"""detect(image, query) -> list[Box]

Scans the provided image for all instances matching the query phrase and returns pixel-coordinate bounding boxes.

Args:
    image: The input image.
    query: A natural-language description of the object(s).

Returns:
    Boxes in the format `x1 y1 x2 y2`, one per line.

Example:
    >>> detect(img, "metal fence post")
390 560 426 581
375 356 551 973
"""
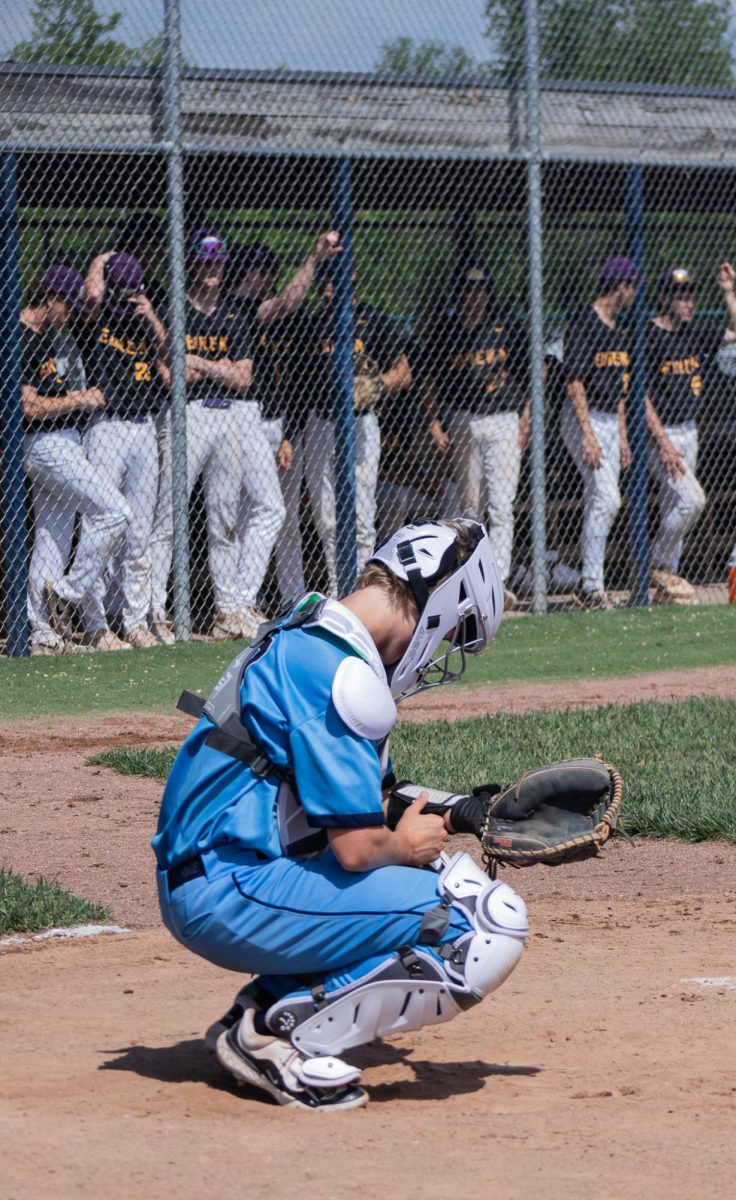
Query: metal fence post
0 153 29 658
163 0 191 639
331 157 357 597
523 0 547 614
625 167 650 607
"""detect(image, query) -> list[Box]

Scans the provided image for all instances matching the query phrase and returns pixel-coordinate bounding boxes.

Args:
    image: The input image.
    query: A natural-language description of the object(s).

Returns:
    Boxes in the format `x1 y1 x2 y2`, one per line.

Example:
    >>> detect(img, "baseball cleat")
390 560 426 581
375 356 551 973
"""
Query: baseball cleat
649 569 697 605
215 1003 367 1111
125 625 160 649
211 611 245 641
30 633 66 657
83 629 133 652
205 986 253 1052
150 619 176 646
237 605 268 640
503 587 518 612
573 587 614 611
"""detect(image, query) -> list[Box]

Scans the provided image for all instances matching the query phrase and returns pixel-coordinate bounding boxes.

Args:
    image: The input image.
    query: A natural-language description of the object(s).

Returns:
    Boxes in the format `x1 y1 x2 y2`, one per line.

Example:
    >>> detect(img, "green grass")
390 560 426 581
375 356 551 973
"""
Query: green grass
0 869 112 936
90 696 736 844
2 605 734 720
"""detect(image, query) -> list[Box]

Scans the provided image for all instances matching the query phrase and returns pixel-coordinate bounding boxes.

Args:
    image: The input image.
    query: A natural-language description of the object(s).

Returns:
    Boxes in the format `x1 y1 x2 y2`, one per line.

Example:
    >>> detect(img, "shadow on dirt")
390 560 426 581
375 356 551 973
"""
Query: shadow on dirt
100 1037 541 1104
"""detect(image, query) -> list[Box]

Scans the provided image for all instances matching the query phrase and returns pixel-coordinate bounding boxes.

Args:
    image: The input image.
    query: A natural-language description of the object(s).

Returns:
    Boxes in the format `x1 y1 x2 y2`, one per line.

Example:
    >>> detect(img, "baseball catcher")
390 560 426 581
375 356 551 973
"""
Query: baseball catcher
154 518 623 1113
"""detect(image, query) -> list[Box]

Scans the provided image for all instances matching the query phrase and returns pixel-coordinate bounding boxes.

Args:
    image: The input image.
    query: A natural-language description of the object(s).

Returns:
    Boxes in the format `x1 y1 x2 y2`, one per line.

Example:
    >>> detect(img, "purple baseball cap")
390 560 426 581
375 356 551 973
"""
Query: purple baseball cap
41 264 86 311
104 252 145 317
659 265 698 295
189 227 229 261
599 256 641 289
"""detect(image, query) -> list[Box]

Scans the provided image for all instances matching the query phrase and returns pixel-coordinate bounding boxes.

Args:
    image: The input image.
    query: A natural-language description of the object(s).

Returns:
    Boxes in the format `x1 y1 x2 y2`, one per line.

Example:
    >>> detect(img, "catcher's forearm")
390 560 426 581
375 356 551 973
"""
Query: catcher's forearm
386 781 488 837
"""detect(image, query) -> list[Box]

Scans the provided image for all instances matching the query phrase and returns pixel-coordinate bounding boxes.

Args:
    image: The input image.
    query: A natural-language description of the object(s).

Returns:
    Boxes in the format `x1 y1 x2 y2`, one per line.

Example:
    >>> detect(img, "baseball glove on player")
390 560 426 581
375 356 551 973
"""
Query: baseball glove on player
387 758 624 873
353 353 383 411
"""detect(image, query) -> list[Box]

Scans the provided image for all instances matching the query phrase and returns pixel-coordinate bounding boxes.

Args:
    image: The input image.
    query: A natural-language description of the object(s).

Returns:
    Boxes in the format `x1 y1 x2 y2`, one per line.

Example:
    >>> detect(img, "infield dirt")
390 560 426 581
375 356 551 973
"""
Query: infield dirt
2 666 735 1200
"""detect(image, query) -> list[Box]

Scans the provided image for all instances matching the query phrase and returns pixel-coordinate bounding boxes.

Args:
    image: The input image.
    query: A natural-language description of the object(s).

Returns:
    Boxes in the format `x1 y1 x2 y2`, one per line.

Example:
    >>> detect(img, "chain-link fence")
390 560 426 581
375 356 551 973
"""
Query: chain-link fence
2 0 736 657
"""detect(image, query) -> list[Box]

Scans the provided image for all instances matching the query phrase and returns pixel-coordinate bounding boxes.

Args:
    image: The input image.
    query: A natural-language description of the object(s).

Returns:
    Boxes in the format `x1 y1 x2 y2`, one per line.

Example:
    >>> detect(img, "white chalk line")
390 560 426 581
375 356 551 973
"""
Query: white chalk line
681 976 736 990
0 923 131 950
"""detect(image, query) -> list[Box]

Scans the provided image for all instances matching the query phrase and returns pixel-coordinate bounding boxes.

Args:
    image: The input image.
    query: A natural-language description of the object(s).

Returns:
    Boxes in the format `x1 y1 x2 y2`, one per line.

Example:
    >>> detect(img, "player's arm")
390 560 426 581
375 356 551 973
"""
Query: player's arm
158 361 202 387
644 394 685 477
328 794 447 871
84 250 117 319
21 384 106 421
618 393 631 470
717 261 736 343
420 373 450 452
566 376 603 468
257 230 342 325
183 353 252 391
380 352 412 395
127 294 171 364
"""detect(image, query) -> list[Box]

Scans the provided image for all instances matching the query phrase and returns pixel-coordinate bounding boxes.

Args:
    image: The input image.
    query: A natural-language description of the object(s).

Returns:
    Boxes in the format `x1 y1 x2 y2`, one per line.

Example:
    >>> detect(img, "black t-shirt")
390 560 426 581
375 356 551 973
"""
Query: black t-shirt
184 298 254 405
90 310 165 418
564 307 630 414
646 319 724 425
21 324 87 434
281 302 407 439
422 312 530 415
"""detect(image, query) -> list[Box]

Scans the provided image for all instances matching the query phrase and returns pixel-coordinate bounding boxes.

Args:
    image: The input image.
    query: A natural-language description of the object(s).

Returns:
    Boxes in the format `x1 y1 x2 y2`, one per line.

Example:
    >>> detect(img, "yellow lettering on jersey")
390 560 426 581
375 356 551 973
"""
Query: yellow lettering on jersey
99 327 110 346
218 337 229 354
354 337 365 354
134 361 152 382
594 350 630 368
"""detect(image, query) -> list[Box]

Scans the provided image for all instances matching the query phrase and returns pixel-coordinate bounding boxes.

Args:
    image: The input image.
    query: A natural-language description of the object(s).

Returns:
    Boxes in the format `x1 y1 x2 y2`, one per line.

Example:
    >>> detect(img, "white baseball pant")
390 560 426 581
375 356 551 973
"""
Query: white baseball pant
446 408 521 584
149 401 242 621
77 415 159 634
274 411 338 601
232 400 285 608
24 427 131 642
648 420 705 573
560 405 621 594
355 409 381 571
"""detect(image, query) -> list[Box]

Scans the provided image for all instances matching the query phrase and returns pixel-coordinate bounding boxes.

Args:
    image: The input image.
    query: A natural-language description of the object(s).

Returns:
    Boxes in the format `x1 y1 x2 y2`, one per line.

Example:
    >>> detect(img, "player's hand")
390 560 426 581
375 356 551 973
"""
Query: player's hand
395 792 448 866
314 230 343 263
717 261 735 294
581 431 604 469
128 293 155 321
657 437 686 478
430 419 450 453
79 387 106 412
620 437 632 470
277 439 293 469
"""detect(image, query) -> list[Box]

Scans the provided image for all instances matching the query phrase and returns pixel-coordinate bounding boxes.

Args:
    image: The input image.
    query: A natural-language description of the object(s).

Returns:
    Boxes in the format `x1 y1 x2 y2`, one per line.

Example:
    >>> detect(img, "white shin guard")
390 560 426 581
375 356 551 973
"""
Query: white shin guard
266 852 527 1058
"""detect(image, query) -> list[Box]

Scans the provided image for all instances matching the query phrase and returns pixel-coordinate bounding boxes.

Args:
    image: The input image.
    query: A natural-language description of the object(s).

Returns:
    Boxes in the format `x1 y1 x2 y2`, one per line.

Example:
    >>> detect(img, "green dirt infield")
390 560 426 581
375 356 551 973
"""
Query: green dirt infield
0 868 112 936
1 605 733 720
91 696 736 844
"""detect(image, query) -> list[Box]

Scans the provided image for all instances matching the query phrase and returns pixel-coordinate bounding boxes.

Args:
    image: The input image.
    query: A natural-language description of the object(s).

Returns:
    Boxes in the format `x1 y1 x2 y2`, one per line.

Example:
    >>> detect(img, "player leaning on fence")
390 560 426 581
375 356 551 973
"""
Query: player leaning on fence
643 262 736 605
560 255 636 611
20 266 117 655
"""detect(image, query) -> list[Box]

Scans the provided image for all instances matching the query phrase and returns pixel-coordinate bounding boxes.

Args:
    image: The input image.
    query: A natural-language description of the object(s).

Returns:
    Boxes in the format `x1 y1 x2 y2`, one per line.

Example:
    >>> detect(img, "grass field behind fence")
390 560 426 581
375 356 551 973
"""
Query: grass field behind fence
2 605 733 720
90 697 736 844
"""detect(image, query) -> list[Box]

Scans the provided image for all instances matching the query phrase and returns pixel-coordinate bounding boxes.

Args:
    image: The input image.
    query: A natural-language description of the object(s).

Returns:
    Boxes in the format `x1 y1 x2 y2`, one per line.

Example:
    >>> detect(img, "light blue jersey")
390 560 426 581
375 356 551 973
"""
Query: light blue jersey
152 598 387 872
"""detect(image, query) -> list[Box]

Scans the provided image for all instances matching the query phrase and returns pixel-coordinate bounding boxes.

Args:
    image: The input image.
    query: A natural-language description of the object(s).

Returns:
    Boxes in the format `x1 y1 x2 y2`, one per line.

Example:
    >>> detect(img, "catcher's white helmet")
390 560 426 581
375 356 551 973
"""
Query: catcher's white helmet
368 519 503 699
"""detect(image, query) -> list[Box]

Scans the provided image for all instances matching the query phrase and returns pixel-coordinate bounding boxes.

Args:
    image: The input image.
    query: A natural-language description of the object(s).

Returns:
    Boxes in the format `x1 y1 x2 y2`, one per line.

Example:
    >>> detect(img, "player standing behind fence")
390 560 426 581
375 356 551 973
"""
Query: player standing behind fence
322 268 412 571
643 262 736 604
225 232 342 624
560 256 636 610
149 228 254 643
77 250 169 648
20 266 119 654
420 265 532 611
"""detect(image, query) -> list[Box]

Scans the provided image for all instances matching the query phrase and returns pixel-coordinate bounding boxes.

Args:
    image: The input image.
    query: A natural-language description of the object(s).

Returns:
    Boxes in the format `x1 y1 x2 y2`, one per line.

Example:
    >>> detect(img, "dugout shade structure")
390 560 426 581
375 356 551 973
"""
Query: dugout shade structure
2 45 736 654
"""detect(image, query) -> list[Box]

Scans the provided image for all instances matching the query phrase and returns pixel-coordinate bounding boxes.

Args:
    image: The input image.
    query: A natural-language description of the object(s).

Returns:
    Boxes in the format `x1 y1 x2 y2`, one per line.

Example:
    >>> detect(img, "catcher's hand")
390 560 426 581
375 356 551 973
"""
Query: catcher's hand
387 758 624 873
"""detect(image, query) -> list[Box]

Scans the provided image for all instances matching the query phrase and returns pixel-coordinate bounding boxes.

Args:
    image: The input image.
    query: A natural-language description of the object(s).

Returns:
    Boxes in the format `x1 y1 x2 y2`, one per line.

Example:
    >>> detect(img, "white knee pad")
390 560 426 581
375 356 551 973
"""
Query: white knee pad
266 853 528 1058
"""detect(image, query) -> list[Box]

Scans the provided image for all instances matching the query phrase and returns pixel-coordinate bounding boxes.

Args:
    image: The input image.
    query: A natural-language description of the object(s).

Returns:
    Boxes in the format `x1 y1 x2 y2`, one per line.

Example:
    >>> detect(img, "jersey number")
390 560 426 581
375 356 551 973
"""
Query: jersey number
134 361 152 382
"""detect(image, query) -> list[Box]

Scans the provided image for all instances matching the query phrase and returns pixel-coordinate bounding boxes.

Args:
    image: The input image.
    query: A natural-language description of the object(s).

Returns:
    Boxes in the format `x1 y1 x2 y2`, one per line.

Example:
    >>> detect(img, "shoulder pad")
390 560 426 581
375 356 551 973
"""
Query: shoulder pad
331 657 397 741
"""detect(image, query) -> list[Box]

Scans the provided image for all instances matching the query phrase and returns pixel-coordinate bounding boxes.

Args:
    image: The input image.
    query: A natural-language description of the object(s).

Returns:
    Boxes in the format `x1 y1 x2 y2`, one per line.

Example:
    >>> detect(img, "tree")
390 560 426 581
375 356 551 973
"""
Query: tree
484 0 735 87
374 36 489 81
9 0 165 69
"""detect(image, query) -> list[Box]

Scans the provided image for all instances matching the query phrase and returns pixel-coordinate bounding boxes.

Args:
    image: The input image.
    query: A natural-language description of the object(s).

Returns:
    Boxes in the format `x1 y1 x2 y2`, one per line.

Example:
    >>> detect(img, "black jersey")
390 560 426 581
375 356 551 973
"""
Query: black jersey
21 324 87 434
184 298 254 406
423 311 530 415
90 310 165 418
281 302 407 439
564 306 630 413
646 319 724 425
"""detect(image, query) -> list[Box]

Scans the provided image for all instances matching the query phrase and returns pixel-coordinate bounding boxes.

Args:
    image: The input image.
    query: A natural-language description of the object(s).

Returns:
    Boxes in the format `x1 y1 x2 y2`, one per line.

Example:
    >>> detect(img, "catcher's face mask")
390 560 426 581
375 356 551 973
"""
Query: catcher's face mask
369 519 503 700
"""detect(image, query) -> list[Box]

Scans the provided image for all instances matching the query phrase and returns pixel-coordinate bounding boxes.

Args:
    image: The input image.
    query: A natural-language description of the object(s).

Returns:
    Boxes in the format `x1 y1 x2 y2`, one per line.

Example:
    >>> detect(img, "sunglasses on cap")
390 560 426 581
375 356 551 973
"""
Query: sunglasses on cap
664 267 697 295
109 282 145 299
191 235 229 258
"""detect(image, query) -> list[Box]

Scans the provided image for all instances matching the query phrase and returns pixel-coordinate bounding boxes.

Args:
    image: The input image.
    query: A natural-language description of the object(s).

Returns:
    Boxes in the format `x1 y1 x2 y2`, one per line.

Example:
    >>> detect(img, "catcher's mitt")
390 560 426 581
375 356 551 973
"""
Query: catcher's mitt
386 757 624 873
353 353 383 411
479 758 623 872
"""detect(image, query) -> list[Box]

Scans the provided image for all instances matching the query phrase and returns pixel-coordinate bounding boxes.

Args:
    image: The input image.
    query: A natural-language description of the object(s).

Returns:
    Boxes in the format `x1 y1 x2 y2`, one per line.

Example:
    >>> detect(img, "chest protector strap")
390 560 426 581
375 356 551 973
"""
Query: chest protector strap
176 597 324 781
